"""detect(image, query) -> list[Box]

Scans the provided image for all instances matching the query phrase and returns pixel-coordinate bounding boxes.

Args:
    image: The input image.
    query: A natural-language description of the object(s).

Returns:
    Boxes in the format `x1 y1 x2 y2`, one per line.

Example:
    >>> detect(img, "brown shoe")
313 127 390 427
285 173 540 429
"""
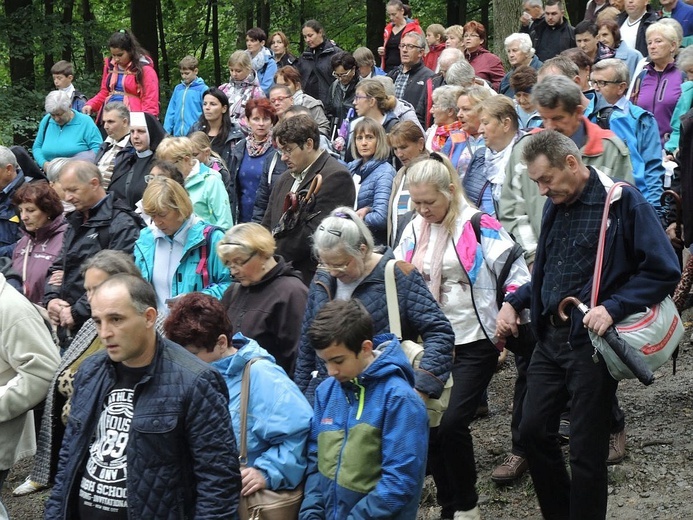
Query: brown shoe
607 429 626 465
491 454 528 483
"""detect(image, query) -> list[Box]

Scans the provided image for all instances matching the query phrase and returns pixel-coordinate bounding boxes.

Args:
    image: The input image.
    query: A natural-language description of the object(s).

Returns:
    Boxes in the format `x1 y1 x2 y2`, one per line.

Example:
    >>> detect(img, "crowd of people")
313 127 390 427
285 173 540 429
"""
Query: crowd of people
1 0 692 518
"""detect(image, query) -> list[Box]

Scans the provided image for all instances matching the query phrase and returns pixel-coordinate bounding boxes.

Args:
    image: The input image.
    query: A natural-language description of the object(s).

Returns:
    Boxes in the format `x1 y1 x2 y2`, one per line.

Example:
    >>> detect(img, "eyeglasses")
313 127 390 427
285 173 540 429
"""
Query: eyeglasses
464 33 480 39
399 43 423 50
353 95 371 102
317 259 352 273
591 79 622 87
332 70 354 78
225 251 256 270
270 95 291 104
278 145 299 156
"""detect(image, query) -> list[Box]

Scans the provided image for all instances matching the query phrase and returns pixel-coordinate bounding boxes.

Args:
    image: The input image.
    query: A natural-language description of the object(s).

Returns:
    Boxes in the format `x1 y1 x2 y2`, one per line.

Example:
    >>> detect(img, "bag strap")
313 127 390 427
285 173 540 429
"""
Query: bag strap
384 260 403 339
196 225 222 288
591 182 628 308
425 78 434 128
239 357 261 464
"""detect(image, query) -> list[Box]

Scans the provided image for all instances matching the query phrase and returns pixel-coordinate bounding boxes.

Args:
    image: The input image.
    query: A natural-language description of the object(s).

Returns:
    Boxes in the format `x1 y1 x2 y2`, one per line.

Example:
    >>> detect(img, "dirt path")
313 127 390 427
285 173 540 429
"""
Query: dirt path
4 313 693 519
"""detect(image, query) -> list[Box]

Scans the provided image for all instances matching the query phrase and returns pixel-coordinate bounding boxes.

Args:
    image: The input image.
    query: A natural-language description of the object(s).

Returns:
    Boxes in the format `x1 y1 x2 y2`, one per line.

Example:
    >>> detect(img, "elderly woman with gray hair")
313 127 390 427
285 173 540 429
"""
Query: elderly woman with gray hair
425 85 464 152
32 90 102 171
499 33 542 97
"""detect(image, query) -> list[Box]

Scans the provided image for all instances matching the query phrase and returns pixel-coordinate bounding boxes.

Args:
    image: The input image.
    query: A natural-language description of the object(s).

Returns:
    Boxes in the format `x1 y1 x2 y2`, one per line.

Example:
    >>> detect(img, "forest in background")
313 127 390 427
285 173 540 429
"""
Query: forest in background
1 0 592 148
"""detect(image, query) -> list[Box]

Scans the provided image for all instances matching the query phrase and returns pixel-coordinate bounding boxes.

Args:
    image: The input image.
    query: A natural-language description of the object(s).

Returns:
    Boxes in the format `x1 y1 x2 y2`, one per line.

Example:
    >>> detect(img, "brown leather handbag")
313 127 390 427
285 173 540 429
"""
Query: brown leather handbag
238 359 304 520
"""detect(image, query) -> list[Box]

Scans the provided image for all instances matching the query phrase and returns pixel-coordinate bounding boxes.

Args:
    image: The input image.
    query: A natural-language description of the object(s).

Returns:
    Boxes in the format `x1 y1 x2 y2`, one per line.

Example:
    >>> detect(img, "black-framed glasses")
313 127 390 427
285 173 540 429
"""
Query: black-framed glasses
399 43 423 50
225 251 256 270
591 79 622 87
332 70 354 78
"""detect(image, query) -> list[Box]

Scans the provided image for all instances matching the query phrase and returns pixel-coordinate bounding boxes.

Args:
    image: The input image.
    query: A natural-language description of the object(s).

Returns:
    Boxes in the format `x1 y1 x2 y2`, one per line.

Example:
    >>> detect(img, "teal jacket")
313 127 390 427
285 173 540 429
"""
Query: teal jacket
185 161 234 230
300 334 428 520
164 77 208 136
665 80 693 154
133 217 230 300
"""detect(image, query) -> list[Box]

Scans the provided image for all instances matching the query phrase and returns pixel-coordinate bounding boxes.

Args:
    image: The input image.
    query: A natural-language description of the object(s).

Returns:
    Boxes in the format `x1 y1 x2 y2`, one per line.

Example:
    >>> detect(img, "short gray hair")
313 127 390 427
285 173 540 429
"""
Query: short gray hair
372 75 396 96
402 31 426 50
505 33 534 58
80 249 141 277
539 56 579 79
446 60 476 86
533 75 582 113
0 146 18 170
58 160 103 185
438 48 464 69
103 102 130 122
524 0 542 7
592 58 630 84
44 158 71 183
45 90 71 114
312 206 374 259
677 45 693 72
522 130 582 170
432 85 465 112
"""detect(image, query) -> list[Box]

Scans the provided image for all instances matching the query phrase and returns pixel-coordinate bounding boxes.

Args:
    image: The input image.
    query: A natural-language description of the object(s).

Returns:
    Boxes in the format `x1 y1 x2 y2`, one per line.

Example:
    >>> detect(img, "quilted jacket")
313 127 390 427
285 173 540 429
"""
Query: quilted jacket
348 158 397 245
44 335 241 519
294 248 454 404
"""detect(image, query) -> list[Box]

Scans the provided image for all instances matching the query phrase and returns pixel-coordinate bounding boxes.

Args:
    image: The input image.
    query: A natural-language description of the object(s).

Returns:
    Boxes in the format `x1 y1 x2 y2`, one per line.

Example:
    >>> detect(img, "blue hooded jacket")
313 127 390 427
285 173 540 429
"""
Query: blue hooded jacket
164 76 208 136
300 333 428 520
213 334 312 491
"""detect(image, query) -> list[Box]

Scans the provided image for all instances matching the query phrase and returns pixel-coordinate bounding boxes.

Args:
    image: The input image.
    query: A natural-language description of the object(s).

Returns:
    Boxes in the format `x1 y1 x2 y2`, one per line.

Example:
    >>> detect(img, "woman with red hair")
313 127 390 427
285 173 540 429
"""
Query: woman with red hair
227 98 278 223
463 21 505 91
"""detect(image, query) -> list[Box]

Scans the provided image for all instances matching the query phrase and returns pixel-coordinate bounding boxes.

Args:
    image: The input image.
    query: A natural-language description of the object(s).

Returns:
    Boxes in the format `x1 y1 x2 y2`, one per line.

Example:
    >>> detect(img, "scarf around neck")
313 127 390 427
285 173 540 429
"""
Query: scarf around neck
246 131 273 157
433 121 463 152
410 219 450 303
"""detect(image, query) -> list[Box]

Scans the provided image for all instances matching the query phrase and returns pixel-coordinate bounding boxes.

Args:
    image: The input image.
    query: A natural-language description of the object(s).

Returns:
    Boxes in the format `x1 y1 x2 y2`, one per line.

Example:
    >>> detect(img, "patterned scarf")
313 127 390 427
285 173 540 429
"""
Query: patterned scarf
432 121 463 152
410 220 450 303
246 130 273 157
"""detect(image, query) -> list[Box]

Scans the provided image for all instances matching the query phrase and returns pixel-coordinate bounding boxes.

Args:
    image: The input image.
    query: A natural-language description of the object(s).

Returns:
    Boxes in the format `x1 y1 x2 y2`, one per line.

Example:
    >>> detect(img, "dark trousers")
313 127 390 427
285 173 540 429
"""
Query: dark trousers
429 339 498 516
520 326 618 520
510 353 530 457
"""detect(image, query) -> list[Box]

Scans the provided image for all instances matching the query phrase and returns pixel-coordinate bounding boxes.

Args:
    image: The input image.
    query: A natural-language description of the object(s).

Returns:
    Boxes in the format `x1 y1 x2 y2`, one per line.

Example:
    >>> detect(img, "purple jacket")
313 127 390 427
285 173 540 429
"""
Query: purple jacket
11 214 67 304
632 61 684 146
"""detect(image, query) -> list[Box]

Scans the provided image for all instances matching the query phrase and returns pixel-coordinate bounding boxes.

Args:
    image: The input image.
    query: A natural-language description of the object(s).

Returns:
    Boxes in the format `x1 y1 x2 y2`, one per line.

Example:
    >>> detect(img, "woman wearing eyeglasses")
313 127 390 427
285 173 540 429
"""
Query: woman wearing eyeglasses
462 21 505 92
378 0 423 73
293 206 455 406
217 223 308 376
326 51 360 140
134 177 230 314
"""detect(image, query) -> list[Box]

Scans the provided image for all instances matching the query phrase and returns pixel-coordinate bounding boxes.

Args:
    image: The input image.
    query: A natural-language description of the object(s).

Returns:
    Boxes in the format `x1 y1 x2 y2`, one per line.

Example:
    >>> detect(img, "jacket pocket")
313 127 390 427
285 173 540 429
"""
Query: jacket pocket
132 413 178 434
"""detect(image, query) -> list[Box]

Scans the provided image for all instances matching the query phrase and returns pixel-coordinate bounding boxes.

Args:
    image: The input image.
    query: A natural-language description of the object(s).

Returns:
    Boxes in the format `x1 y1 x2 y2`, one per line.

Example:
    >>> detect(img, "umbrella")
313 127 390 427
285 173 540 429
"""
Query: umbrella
558 296 655 386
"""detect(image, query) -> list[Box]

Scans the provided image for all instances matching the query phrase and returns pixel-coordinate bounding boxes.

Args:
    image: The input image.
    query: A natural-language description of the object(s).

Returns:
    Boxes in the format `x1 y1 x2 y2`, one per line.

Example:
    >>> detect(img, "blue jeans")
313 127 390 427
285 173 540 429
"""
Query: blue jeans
428 339 498 516
520 325 617 520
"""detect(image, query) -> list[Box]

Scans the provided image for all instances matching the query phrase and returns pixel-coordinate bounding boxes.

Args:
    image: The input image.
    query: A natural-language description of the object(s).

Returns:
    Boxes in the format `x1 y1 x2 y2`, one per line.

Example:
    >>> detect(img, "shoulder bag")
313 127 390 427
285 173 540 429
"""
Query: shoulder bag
589 182 684 381
385 259 453 428
238 358 304 520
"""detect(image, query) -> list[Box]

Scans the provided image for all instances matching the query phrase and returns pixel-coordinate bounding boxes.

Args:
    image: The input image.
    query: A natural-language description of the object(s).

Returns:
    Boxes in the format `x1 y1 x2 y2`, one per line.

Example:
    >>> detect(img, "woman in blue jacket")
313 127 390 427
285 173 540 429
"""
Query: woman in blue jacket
133 177 229 314
164 292 312 496
348 117 396 245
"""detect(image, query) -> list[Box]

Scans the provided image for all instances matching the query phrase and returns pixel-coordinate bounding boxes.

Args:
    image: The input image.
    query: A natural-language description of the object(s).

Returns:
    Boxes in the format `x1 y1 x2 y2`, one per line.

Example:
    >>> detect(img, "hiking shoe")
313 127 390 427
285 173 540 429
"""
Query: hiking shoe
491 454 529 484
12 478 47 496
558 418 570 444
454 506 481 520
607 428 626 465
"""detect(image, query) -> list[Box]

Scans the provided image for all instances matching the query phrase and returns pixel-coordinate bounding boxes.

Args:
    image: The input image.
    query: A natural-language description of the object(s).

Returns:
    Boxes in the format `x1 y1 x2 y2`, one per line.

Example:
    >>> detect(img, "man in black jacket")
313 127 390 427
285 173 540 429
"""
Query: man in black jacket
531 0 576 62
44 160 143 348
388 32 435 126
45 274 240 519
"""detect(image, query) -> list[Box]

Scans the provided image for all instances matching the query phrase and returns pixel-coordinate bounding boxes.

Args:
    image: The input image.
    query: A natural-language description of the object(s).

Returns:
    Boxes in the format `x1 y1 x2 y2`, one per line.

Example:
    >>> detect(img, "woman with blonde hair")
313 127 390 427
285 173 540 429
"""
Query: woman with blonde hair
134 177 229 313
395 154 530 520
444 86 492 177
445 25 465 50
219 50 265 127
156 136 233 229
217 223 307 375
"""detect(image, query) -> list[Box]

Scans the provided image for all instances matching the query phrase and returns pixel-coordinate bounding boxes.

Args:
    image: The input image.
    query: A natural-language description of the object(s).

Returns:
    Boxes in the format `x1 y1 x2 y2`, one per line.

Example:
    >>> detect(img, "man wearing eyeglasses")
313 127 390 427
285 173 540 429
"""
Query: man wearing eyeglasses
590 58 665 217
387 32 434 126
261 114 355 285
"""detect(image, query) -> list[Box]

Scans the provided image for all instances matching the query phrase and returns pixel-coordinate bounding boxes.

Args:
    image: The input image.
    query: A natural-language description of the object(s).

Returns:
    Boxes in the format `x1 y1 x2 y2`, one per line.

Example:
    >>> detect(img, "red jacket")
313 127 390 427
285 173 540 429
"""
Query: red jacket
381 19 423 70
87 56 160 119
465 47 506 92
423 42 446 72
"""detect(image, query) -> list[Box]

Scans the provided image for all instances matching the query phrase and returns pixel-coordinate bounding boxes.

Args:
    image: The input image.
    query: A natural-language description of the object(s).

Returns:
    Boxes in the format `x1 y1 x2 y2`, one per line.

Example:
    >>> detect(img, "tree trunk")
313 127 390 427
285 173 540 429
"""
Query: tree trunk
492 0 521 62
366 0 385 58
44 0 54 81
5 0 35 90
200 0 212 62
131 0 159 69
258 0 270 33
61 0 74 61
156 0 169 85
481 0 490 34
212 0 221 85
81 0 99 74
447 0 467 26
